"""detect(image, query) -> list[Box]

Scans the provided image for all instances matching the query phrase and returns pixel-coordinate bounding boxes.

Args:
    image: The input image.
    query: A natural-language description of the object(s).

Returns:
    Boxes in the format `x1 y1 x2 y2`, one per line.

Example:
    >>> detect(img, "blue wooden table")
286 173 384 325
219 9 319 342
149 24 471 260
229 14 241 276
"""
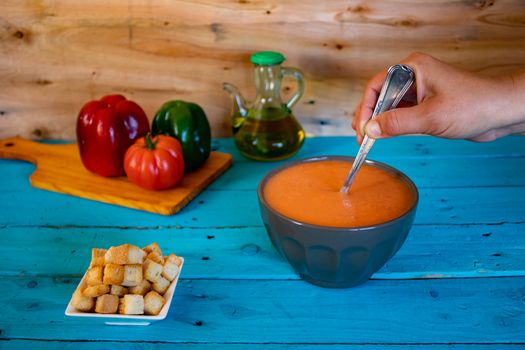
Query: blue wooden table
1 136 524 349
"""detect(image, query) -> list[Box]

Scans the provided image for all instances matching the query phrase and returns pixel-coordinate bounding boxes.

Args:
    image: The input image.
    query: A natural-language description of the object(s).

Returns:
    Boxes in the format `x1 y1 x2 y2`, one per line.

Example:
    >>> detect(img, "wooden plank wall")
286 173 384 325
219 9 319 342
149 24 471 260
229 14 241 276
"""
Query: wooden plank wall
1 0 525 140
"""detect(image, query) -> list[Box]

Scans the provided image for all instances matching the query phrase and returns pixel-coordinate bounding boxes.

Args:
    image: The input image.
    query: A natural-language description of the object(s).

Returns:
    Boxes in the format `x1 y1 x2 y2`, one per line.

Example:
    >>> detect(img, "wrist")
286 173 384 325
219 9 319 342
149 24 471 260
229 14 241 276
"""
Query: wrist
493 71 525 127
509 71 525 124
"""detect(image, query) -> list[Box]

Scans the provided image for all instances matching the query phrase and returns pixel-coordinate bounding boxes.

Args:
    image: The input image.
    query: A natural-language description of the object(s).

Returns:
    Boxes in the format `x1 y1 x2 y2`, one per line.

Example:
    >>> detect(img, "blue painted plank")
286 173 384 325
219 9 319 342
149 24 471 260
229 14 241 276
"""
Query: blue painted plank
1 276 524 344
206 157 525 191
2 341 524 349
223 136 525 161
0 158 525 192
2 136 525 192
0 224 523 280
0 186 524 227
2 156 525 195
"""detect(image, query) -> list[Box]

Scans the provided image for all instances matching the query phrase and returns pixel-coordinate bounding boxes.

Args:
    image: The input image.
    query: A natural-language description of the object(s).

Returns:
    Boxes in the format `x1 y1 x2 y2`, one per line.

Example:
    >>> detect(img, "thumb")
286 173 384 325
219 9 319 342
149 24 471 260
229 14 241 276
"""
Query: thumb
365 105 428 138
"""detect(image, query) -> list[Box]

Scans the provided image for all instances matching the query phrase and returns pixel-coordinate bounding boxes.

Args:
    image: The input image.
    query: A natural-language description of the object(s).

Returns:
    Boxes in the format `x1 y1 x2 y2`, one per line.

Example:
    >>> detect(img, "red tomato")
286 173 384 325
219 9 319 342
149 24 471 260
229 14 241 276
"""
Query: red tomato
124 133 185 190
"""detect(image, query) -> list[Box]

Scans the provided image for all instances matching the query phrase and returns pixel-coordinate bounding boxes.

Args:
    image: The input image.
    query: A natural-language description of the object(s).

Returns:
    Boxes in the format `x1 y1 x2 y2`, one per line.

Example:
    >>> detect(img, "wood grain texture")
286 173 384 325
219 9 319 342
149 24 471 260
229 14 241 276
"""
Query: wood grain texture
1 1 525 139
1 276 525 343
0 137 232 215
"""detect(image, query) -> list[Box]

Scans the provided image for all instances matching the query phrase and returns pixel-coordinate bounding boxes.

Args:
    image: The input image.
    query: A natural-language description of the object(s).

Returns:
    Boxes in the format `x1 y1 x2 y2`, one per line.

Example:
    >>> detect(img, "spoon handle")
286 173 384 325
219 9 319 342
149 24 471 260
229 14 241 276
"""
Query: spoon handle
340 64 415 193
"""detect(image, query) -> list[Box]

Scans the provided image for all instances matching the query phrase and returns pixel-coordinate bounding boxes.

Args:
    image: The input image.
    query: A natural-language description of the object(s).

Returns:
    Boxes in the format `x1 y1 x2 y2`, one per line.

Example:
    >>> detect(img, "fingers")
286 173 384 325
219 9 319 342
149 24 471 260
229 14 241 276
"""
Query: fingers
354 52 440 143
365 104 429 139
353 70 388 144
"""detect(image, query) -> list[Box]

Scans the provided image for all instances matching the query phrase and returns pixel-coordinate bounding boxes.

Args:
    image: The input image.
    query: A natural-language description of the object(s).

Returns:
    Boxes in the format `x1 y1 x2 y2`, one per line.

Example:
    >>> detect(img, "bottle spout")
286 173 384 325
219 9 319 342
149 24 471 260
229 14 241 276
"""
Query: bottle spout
223 82 250 134
223 82 249 118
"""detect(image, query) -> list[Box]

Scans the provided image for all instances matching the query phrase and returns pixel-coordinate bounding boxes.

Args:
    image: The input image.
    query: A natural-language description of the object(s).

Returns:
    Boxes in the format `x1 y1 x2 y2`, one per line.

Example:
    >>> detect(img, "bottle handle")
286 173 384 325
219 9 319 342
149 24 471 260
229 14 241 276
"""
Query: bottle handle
281 67 305 109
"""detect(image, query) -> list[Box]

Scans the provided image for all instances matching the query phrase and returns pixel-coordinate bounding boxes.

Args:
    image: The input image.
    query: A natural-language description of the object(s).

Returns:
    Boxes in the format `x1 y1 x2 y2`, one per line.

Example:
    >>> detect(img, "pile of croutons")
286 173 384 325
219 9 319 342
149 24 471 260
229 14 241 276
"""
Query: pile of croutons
71 243 182 316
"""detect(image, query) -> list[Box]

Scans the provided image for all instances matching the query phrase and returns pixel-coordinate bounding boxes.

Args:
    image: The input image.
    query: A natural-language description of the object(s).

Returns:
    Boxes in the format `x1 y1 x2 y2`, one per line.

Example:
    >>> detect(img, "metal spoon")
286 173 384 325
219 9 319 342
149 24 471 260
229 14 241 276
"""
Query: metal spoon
340 64 415 193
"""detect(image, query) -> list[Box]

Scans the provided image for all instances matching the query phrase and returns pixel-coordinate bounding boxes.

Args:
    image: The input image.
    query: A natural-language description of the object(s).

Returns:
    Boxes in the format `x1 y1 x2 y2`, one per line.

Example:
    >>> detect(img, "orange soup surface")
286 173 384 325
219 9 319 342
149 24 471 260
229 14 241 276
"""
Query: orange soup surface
264 160 416 228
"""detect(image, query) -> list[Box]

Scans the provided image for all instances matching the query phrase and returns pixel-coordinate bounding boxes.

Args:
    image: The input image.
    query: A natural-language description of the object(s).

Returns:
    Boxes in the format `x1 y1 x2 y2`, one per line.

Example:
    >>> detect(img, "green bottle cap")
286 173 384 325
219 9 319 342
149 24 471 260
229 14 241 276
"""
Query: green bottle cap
250 51 285 66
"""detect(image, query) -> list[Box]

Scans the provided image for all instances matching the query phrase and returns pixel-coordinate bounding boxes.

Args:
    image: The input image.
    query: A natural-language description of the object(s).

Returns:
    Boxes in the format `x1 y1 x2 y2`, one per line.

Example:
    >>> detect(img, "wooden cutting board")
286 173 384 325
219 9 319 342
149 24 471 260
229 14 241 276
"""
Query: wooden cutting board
0 137 232 215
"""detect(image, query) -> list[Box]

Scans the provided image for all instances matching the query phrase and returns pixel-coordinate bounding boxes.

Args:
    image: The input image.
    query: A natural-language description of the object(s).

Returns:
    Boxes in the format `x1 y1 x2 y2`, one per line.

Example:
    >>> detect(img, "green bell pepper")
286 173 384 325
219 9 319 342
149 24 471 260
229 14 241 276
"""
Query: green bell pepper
152 100 211 171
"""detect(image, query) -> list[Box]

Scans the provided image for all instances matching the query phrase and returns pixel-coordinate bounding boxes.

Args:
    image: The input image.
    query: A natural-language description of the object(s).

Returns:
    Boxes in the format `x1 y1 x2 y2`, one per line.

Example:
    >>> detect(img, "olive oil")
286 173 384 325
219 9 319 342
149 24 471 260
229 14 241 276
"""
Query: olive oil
223 51 306 161
234 106 305 161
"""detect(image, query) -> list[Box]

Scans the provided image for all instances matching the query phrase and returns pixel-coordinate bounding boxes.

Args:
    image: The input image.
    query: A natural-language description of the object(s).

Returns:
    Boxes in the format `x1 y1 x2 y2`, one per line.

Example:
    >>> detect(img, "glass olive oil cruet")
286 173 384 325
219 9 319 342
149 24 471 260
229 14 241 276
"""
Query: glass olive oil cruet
224 51 306 161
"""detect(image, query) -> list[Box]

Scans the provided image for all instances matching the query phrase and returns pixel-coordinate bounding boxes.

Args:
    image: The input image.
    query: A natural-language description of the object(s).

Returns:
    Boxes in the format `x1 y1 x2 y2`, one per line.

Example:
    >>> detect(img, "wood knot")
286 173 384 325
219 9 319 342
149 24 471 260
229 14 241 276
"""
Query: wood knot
473 0 495 9
27 302 39 310
210 23 226 41
32 128 49 138
266 10 271 14
210 23 220 33
241 244 260 256
13 30 24 39
36 79 52 86
348 5 369 13
396 17 419 27
335 5 370 22
336 43 344 50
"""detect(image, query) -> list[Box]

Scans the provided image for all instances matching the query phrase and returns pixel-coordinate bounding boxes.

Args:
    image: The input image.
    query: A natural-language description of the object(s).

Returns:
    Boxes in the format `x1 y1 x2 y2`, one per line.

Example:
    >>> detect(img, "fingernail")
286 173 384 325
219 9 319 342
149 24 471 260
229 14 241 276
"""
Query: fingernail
365 121 382 138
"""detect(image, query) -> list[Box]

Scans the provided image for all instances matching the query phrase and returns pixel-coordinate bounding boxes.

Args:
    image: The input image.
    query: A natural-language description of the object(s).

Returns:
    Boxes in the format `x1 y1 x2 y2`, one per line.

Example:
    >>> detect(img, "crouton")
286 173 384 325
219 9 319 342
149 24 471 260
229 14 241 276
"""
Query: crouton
122 264 143 287
86 266 104 286
103 264 124 285
105 244 146 265
71 289 94 312
146 251 164 265
143 242 162 256
95 294 119 314
162 261 180 282
143 259 163 283
152 276 170 295
90 248 107 267
110 285 128 297
119 294 144 315
129 278 151 296
165 253 182 267
83 284 110 297
144 291 166 316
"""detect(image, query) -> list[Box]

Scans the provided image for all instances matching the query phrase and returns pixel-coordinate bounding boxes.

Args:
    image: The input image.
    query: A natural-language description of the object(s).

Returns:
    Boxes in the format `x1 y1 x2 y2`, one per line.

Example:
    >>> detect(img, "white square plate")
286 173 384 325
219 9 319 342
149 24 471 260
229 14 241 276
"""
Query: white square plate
65 257 184 326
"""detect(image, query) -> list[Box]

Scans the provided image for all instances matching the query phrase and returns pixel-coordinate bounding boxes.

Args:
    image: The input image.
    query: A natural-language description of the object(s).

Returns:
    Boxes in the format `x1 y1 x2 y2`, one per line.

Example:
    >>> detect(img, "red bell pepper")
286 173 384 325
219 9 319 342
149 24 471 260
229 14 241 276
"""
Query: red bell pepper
77 94 150 177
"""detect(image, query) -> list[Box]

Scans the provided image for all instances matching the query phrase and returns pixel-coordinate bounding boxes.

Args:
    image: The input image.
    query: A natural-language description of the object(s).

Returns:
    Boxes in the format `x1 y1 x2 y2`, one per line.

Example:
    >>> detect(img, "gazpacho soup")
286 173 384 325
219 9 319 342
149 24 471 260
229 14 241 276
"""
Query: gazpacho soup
264 160 416 228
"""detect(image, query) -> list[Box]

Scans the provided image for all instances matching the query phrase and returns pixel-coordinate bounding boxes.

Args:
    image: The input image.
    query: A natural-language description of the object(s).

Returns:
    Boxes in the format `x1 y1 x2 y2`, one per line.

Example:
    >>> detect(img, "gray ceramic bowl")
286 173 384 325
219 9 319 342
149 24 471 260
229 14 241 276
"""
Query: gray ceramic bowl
258 156 418 288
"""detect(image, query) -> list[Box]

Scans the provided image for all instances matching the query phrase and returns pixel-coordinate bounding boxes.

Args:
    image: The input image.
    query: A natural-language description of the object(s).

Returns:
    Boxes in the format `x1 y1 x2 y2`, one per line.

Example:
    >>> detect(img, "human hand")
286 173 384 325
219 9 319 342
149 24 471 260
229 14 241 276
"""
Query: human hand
353 52 525 144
